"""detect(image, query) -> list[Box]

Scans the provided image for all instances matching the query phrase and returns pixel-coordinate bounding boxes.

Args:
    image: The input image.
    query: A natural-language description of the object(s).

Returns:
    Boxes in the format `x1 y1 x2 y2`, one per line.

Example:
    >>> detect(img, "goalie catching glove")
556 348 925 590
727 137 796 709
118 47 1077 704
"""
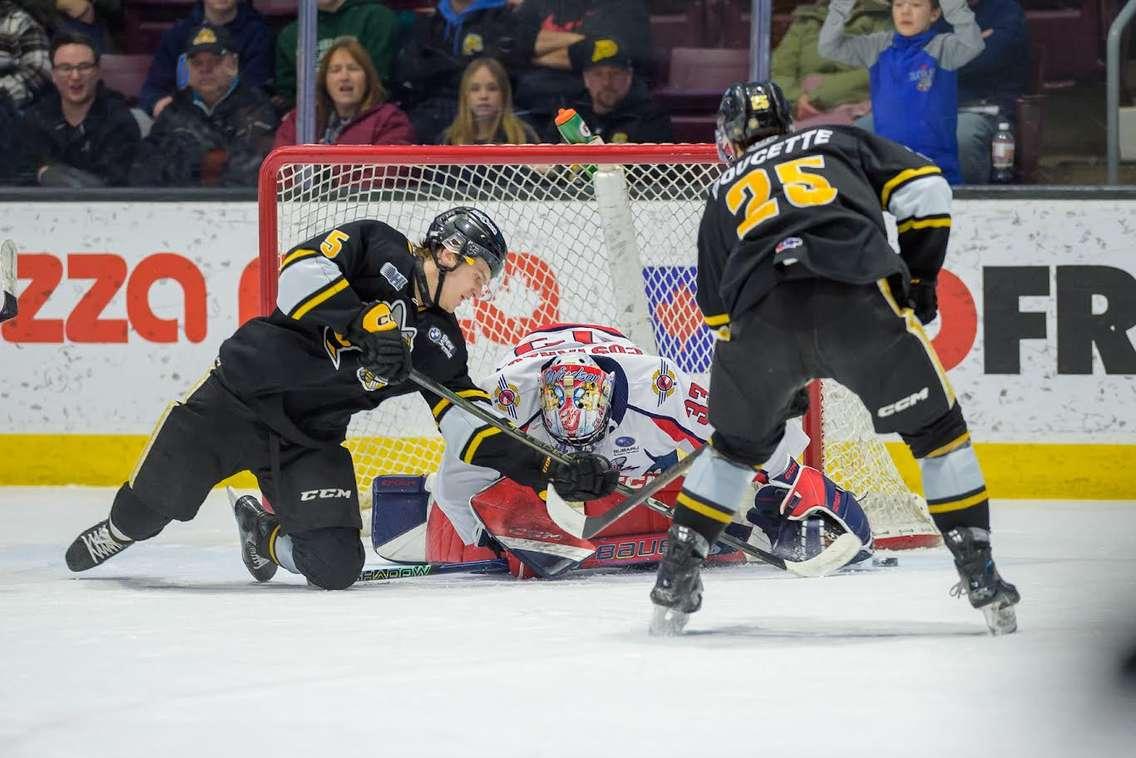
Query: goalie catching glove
542 452 619 502
346 302 412 386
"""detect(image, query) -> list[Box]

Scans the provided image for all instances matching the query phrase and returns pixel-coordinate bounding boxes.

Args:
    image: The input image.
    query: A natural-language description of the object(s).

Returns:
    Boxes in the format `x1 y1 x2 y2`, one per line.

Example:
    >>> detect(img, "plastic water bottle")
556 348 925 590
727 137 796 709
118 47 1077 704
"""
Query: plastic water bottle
991 121 1015 183
554 108 604 177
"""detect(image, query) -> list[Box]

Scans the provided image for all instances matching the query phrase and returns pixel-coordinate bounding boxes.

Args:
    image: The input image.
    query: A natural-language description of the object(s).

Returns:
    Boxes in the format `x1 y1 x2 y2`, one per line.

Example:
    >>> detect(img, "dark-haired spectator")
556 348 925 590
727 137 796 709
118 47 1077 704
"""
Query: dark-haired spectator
0 0 52 108
511 0 651 126
139 0 272 118
441 56 537 144
17 31 139 186
542 45 670 144
950 0 1029 183
52 0 115 54
393 0 533 147
274 0 401 107
130 24 276 186
772 0 891 126
275 36 413 146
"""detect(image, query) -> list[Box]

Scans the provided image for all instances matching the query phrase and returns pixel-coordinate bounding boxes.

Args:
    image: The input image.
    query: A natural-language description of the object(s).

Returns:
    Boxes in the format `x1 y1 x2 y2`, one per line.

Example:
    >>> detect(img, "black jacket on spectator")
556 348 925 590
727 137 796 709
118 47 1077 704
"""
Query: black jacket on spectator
393 4 534 142
542 91 672 145
0 91 17 184
512 0 651 122
129 83 277 187
138 1 273 116
941 0 1029 118
17 83 140 186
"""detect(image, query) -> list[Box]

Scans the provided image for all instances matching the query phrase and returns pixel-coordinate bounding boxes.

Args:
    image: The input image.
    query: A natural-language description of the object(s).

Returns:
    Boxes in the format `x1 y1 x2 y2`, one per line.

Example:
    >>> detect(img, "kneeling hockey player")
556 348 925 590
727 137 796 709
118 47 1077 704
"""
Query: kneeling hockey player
65 209 619 589
374 322 872 578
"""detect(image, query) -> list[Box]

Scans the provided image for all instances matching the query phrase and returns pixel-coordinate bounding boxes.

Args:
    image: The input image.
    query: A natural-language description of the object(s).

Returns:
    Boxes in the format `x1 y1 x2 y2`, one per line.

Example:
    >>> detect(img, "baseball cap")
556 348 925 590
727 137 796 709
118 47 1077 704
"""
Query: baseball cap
584 38 633 71
184 25 234 57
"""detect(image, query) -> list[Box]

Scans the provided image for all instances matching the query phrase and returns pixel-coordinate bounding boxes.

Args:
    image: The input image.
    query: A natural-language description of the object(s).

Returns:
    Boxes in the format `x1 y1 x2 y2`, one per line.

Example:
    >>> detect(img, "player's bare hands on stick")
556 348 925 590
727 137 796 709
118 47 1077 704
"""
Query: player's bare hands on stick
907 278 938 324
346 303 412 385
544 452 619 501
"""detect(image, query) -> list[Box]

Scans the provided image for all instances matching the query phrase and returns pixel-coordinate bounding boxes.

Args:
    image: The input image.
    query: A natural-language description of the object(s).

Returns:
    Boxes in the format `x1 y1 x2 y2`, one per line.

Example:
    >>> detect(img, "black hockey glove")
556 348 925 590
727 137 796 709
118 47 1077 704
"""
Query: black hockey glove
543 452 619 502
907 278 938 325
345 304 412 385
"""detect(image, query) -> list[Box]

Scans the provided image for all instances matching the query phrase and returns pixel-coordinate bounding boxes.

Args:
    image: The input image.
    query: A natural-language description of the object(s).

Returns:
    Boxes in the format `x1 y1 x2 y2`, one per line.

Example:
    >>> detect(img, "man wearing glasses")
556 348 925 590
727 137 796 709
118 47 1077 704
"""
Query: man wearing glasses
17 31 140 187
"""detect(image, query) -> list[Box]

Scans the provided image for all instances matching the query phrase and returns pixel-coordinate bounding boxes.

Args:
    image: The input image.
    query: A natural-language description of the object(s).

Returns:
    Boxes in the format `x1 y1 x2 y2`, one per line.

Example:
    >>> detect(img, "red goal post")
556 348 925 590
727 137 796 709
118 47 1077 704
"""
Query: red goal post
257 143 939 550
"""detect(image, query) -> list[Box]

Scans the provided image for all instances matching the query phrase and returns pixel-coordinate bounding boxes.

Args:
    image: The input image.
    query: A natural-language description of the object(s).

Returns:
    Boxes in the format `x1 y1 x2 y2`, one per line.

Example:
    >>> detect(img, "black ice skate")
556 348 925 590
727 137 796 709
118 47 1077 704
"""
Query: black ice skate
649 525 710 636
945 527 1020 635
229 488 279 582
66 520 133 572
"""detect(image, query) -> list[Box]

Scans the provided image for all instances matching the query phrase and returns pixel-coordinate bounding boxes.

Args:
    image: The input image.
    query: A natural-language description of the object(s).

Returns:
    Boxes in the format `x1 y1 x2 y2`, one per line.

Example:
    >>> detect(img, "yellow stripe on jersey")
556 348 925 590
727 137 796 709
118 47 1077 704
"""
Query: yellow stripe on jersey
896 216 952 234
461 425 503 464
675 491 734 524
703 313 730 327
880 166 942 208
927 489 988 514
431 389 493 421
926 432 972 459
876 278 956 407
279 248 318 271
289 277 348 321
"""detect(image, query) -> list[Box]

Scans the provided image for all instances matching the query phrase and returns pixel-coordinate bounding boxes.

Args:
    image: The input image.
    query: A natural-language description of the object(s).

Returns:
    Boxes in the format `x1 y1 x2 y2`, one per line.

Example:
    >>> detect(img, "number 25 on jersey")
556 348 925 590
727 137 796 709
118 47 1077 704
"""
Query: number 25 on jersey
725 156 838 239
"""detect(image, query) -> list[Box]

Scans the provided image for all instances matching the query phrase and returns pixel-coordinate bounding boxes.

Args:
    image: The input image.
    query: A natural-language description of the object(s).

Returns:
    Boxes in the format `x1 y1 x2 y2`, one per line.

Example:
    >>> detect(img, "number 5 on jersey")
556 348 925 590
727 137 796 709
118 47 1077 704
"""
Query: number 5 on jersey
725 156 838 239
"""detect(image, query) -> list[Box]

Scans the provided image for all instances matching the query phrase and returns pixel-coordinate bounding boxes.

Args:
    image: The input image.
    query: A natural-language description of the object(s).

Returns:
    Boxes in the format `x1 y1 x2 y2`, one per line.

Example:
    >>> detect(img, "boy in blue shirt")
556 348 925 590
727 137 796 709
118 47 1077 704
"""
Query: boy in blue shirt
819 0 983 183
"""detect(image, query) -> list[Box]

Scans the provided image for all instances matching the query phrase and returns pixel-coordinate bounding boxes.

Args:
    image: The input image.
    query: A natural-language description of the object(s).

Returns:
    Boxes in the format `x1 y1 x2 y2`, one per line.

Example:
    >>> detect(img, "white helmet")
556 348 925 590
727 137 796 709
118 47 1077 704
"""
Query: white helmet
539 355 615 448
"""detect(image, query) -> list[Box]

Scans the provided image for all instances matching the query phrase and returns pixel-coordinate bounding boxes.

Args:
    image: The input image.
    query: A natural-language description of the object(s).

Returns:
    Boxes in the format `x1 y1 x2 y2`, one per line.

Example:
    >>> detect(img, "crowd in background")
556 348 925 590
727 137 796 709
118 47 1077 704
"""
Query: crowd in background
0 0 1031 188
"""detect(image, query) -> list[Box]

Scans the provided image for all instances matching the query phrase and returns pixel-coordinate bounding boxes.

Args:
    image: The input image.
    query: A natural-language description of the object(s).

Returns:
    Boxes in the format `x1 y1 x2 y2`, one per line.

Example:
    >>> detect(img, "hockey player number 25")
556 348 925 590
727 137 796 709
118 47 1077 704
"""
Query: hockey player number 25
726 156 839 239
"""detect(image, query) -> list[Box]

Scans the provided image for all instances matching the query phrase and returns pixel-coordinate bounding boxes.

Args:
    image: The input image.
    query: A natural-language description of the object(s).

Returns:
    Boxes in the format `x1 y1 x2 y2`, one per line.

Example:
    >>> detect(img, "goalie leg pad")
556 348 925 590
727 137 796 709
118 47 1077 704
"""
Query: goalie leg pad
370 475 430 559
752 459 873 550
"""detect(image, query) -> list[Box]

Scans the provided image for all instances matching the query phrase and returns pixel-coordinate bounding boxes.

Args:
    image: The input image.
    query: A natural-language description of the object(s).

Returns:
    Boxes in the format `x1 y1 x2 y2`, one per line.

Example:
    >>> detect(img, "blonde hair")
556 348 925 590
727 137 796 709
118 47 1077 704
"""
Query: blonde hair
317 37 386 134
444 58 534 145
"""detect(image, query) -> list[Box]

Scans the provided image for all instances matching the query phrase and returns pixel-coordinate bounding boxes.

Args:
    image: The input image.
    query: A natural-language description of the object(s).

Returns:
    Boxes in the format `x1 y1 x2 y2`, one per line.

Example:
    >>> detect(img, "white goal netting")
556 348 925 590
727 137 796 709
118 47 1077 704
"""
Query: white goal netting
259 144 939 549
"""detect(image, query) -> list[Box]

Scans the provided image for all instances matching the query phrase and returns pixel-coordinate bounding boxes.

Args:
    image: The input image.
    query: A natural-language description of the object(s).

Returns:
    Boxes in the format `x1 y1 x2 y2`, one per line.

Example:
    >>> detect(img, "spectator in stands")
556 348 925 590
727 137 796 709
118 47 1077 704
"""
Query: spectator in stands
542 45 670 143
130 24 277 187
392 0 533 147
819 0 984 184
139 0 272 118
274 0 402 107
950 0 1029 183
51 0 116 54
0 0 52 108
275 36 413 146
0 91 17 184
441 56 536 144
17 31 139 186
511 0 651 126
772 0 891 126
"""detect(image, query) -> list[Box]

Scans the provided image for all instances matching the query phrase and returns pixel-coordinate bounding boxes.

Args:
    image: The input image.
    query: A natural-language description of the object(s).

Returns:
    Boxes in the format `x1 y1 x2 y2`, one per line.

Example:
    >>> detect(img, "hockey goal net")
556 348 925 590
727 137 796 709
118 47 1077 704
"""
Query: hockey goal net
258 144 939 550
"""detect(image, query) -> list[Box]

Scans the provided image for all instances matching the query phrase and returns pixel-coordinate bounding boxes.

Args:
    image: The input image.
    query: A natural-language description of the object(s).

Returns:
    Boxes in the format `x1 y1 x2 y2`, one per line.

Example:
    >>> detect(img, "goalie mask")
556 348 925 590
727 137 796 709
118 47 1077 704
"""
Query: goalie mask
715 80 793 165
539 355 615 448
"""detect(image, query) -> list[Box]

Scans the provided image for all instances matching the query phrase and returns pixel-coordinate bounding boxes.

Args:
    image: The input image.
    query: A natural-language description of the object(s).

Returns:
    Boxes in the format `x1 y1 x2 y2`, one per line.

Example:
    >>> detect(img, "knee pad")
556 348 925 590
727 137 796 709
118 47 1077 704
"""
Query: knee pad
109 484 173 541
900 403 969 459
290 527 365 590
710 426 784 469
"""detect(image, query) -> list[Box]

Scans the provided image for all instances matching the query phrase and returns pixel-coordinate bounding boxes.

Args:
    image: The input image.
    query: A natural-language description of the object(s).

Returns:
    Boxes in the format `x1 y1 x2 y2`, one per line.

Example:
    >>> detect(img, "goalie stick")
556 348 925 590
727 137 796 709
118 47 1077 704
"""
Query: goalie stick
408 370 860 577
357 559 509 583
1 239 16 324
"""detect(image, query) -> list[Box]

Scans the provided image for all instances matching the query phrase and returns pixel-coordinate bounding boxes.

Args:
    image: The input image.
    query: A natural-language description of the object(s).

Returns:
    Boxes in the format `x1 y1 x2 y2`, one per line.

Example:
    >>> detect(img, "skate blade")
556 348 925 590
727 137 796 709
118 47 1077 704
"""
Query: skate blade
983 601 1018 635
649 605 691 636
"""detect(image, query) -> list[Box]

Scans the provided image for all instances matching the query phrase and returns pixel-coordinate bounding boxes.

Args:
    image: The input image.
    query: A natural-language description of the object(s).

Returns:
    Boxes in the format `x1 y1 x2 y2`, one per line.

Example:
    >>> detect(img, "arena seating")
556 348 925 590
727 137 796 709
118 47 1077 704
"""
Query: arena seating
99 54 152 103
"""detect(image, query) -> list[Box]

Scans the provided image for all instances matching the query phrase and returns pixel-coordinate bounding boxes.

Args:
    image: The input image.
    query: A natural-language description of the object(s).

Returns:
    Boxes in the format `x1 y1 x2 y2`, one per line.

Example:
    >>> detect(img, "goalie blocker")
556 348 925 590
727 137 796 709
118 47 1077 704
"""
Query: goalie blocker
370 465 873 579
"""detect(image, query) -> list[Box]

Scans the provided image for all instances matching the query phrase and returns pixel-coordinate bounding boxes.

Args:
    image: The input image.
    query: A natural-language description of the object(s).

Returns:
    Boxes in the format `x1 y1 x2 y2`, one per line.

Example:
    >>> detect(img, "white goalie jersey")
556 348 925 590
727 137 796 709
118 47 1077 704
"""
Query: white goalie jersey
432 323 809 544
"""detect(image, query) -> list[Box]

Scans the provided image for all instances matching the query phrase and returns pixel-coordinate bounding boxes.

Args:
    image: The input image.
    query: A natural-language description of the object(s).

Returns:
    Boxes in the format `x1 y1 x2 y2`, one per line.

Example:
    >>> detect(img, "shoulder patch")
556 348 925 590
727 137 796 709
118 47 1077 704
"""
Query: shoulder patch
381 262 409 290
427 325 456 358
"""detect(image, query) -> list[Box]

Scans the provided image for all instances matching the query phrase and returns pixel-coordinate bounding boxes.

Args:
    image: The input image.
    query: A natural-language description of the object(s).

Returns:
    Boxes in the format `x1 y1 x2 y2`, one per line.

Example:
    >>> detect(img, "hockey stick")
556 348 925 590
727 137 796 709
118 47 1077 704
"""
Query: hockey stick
357 558 509 583
0 240 16 324
408 370 859 577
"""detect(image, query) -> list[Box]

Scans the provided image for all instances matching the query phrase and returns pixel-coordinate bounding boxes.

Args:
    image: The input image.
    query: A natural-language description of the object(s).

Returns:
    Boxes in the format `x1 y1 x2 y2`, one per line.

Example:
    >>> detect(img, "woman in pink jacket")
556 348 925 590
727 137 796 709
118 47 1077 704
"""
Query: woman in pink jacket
275 36 416 146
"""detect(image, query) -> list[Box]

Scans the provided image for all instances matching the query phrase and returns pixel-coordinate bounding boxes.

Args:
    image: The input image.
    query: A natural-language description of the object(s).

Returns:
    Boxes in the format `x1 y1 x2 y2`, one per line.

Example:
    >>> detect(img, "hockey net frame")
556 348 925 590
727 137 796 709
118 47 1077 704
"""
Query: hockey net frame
258 144 939 550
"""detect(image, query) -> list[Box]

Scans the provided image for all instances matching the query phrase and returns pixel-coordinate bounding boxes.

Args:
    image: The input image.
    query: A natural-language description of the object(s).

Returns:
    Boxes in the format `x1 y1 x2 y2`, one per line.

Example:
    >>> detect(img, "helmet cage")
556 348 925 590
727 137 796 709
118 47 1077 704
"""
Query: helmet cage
539 358 614 448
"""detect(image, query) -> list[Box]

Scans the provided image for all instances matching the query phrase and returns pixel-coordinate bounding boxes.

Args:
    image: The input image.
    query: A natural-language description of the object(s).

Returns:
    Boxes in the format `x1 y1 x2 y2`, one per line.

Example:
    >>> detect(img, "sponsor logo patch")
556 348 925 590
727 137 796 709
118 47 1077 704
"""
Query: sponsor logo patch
775 236 803 253
615 436 635 448
299 488 353 502
381 262 408 290
428 325 455 358
878 386 930 417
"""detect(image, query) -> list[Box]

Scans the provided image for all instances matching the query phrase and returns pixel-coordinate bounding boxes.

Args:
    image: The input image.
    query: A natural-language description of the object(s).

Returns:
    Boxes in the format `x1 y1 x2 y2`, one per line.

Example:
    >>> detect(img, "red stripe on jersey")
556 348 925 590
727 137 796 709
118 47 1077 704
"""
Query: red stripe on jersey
526 322 628 338
651 415 705 447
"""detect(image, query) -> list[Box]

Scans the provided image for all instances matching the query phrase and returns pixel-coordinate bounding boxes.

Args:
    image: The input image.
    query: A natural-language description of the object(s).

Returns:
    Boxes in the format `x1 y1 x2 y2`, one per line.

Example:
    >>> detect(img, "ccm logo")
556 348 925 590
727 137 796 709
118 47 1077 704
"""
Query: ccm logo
299 488 353 502
877 387 929 418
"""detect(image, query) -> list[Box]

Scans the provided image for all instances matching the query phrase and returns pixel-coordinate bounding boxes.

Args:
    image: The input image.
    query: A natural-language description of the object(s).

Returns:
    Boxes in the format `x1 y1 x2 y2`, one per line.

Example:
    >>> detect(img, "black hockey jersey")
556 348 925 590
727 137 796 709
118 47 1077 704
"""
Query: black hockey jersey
696 125 952 333
216 219 549 487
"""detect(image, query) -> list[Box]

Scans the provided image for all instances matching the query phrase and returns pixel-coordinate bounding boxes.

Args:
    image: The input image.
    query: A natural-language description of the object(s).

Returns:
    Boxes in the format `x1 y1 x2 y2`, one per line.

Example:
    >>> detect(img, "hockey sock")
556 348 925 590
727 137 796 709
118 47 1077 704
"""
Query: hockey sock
672 448 756 546
920 441 991 533
108 484 172 541
272 533 300 574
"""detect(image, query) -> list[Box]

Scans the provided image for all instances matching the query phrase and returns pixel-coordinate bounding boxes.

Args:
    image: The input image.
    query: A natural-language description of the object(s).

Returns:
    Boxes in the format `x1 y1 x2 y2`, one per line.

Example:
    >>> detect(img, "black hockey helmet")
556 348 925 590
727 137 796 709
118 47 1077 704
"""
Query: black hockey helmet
715 81 793 164
425 207 508 279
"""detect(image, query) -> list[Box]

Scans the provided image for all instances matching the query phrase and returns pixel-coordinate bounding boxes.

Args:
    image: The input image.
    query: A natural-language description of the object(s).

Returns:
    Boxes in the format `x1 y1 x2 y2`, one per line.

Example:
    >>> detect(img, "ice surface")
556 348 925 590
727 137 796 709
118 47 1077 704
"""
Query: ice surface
2 488 1134 758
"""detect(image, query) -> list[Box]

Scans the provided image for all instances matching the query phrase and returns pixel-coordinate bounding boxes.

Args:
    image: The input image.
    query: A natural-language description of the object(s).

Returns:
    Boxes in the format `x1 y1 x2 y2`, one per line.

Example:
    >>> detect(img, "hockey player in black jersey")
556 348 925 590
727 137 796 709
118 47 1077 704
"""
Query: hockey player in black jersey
65 208 618 589
650 81 1019 635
